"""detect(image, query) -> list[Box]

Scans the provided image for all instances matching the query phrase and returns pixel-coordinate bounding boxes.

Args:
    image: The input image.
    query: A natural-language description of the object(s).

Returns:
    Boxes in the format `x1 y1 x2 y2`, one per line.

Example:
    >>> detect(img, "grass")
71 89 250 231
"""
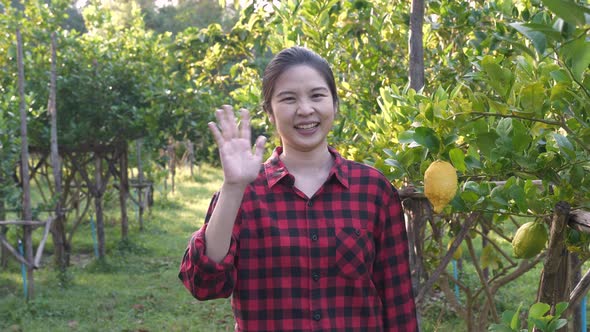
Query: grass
0 164 579 331
0 164 234 332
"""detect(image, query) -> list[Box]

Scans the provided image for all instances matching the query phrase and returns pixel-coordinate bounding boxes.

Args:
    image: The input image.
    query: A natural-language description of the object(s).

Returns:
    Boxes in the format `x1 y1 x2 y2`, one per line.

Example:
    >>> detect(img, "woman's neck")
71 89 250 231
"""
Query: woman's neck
279 145 333 174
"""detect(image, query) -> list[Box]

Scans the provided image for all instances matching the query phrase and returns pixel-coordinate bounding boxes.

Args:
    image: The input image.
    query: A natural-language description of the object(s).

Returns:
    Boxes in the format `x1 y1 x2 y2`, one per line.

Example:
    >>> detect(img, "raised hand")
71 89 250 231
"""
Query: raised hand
208 105 267 187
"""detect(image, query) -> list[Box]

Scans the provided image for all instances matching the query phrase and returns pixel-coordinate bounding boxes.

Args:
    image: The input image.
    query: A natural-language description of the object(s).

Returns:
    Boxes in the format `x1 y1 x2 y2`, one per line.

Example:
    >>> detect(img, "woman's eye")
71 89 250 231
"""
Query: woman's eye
312 94 326 99
280 97 295 103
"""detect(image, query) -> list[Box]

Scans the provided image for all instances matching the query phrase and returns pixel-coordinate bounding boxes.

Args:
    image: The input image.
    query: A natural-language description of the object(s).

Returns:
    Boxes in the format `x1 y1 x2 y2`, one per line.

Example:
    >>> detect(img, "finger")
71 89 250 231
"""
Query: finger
239 108 251 140
253 135 267 160
214 108 231 140
220 105 238 139
208 121 224 146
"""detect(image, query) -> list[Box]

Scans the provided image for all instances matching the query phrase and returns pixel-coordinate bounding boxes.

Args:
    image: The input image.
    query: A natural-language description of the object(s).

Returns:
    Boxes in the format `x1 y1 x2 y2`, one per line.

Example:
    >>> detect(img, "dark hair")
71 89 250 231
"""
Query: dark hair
262 46 338 115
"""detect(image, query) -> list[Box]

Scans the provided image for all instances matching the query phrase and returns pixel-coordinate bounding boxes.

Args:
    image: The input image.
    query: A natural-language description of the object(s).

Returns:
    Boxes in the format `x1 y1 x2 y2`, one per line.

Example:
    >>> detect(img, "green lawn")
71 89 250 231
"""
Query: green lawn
0 165 234 332
0 165 574 331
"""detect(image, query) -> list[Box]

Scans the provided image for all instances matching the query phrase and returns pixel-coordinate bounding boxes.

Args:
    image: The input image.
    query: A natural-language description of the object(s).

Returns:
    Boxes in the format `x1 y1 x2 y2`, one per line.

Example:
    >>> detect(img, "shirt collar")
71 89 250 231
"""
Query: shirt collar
264 146 350 189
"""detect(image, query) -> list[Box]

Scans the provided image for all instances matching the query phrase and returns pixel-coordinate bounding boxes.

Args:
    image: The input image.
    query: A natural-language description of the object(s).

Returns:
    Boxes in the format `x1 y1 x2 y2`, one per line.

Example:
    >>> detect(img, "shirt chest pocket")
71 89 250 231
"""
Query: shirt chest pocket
333 225 375 279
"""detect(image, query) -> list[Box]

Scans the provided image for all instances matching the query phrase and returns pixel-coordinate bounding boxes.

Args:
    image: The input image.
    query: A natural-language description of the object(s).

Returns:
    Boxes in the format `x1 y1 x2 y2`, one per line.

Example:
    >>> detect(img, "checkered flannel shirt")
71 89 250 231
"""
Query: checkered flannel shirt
179 146 418 331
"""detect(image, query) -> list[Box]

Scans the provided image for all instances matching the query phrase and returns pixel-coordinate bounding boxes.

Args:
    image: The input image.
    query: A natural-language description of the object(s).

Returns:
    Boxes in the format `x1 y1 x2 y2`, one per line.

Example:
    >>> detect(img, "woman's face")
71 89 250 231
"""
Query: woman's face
269 64 336 154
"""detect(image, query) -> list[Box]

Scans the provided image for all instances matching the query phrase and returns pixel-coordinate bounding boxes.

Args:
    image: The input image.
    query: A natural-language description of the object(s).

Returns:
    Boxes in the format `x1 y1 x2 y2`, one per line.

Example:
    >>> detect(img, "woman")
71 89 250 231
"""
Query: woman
179 46 418 331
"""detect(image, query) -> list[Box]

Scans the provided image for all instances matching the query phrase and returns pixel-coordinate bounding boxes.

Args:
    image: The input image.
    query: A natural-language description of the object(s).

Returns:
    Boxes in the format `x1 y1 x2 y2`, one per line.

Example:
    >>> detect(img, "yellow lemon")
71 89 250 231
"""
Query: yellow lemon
424 160 458 213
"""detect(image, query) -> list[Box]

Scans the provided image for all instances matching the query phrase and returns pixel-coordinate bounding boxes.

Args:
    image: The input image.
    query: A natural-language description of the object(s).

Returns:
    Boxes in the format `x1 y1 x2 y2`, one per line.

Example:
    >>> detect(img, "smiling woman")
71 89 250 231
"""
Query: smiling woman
179 46 418 331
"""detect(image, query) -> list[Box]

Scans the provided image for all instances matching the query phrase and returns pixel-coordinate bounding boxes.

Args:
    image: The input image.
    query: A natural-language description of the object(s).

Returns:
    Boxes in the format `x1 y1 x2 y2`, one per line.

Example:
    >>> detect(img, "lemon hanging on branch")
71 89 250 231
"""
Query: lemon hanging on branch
424 160 458 213
512 221 548 259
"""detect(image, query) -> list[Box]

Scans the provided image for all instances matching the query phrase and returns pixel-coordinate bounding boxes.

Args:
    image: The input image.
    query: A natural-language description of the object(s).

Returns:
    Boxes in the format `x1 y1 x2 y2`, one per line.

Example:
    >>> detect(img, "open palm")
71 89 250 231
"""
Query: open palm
208 105 266 186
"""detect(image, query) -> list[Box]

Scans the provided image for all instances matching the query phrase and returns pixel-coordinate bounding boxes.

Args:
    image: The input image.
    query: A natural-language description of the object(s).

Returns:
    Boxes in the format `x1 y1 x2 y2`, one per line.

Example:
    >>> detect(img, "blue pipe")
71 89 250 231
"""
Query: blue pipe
89 215 99 258
18 239 27 299
452 259 459 301
582 296 587 332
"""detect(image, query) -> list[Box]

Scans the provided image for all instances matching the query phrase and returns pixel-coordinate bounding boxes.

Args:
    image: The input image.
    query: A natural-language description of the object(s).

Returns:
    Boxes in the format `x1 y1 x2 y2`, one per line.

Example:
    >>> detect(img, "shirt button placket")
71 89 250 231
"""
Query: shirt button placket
307 198 322 325
312 271 320 281
313 311 321 321
310 232 318 241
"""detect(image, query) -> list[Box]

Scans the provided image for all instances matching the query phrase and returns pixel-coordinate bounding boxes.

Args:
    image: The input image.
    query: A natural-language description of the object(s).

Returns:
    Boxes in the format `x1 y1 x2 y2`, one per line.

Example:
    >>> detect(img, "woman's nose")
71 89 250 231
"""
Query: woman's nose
296 100 314 115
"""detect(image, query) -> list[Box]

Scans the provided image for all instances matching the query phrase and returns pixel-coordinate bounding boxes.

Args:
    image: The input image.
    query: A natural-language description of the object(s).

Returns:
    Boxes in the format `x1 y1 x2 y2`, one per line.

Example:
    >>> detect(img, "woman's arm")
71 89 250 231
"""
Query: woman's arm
204 105 266 262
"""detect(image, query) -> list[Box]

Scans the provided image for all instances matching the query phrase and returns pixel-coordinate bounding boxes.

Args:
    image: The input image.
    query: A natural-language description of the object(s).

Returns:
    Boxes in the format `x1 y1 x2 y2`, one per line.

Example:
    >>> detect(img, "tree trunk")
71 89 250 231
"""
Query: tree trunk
47 32 67 271
17 27 35 300
167 141 176 193
401 196 429 296
136 139 144 231
0 190 6 268
94 155 105 258
409 0 425 91
536 201 571 322
120 143 129 239
187 140 194 177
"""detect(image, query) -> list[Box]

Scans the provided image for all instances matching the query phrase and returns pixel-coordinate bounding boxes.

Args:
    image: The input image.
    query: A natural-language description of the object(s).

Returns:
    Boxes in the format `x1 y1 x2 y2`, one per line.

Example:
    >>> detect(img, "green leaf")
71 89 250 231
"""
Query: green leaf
529 316 548 330
496 118 513 137
384 158 403 170
555 319 568 330
554 302 569 317
541 0 587 26
549 69 571 83
552 133 575 160
461 191 481 204
413 127 440 152
510 23 547 55
398 130 415 144
476 131 500 160
560 38 590 82
512 120 532 153
501 310 515 327
529 302 550 319
449 148 466 172
511 303 523 330
481 56 514 98
519 83 545 115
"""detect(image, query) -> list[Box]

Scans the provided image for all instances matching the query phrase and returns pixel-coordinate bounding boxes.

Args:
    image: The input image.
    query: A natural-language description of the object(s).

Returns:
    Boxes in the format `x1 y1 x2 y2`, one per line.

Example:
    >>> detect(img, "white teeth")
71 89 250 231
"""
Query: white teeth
296 123 318 129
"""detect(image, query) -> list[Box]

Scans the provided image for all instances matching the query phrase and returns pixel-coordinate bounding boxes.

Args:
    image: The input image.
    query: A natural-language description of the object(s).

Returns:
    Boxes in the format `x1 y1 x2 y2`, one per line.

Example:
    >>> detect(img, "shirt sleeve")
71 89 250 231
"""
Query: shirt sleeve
373 183 419 332
178 193 238 300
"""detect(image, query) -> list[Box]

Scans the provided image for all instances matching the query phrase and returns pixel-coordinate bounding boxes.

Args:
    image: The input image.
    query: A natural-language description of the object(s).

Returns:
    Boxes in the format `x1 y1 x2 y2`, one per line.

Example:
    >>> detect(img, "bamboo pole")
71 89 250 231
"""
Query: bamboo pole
16 27 35 300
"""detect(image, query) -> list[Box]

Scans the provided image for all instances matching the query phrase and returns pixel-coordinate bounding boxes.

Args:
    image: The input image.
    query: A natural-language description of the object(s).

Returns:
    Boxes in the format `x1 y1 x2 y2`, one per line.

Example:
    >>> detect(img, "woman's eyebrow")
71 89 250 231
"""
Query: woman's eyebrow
275 86 329 97
275 90 296 98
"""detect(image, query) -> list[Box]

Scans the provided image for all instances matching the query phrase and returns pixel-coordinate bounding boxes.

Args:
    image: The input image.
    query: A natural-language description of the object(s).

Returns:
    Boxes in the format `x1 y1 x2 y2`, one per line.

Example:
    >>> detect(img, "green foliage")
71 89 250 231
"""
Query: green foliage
488 302 568 332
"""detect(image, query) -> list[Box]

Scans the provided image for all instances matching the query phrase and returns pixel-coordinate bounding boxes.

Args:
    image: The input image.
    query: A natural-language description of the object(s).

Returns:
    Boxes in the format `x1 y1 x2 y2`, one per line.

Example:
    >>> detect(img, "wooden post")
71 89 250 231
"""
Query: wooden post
570 254 582 332
120 142 129 239
568 210 590 314
94 154 105 258
167 140 176 193
536 201 571 315
136 139 144 231
187 140 195 177
0 173 7 268
47 31 67 271
16 27 35 300
409 0 425 91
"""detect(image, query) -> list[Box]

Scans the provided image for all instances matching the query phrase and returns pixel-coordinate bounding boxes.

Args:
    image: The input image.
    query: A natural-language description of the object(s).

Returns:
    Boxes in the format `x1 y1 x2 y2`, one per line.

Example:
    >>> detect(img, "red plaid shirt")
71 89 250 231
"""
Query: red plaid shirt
179 147 418 331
